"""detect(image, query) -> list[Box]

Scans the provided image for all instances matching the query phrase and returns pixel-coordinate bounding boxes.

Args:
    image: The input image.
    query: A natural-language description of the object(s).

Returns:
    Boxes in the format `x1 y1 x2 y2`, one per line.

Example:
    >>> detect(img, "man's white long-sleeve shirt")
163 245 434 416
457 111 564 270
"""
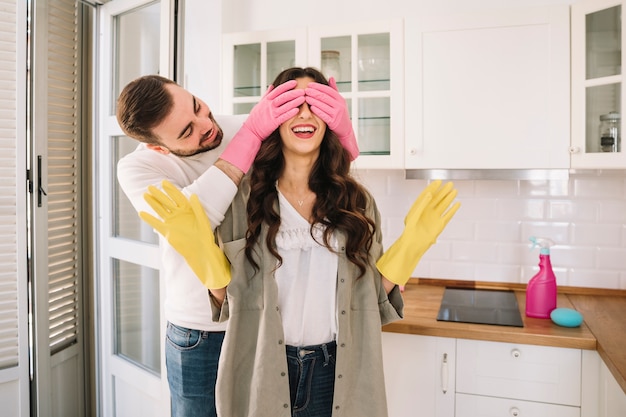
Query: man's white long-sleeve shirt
117 115 246 331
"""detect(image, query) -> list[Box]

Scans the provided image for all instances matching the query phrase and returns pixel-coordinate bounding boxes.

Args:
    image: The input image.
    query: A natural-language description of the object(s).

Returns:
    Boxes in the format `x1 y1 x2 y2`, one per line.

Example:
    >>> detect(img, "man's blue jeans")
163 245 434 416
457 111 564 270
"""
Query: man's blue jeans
286 341 337 417
165 322 225 417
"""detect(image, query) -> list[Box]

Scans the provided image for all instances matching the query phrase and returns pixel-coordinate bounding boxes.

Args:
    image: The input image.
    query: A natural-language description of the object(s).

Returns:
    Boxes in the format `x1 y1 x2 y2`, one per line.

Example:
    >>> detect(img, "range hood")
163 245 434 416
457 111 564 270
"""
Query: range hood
405 169 570 181
404 169 626 181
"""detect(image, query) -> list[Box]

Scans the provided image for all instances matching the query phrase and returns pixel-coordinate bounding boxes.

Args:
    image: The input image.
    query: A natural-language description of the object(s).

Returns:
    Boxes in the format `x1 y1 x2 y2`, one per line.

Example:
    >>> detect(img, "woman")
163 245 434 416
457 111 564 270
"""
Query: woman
210 67 402 417
141 67 459 417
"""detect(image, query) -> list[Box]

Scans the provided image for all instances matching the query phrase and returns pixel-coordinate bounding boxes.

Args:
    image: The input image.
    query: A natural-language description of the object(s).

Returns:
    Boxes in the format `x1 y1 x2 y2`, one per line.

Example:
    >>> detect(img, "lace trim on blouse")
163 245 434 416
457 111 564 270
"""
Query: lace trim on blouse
275 224 329 251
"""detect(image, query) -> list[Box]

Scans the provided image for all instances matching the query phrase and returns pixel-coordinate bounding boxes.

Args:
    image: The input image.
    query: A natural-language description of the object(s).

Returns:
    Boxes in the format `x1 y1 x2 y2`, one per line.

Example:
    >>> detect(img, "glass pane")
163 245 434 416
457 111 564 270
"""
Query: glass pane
586 84 621 153
234 102 256 114
234 43 261 97
586 6 621 79
321 36 351 92
358 97 390 155
358 33 390 91
113 1 161 114
268 41 295 84
114 259 160 374
112 135 159 243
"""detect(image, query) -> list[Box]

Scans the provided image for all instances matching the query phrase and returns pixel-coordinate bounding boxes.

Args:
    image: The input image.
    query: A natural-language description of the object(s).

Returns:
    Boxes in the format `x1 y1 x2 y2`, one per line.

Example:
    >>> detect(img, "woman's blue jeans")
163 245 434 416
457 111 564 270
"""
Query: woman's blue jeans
286 341 337 417
165 322 225 417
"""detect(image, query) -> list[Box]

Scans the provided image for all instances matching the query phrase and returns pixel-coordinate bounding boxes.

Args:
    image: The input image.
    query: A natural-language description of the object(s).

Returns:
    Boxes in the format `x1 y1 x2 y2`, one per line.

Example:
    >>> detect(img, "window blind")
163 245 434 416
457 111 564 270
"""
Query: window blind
46 0 80 354
0 0 19 370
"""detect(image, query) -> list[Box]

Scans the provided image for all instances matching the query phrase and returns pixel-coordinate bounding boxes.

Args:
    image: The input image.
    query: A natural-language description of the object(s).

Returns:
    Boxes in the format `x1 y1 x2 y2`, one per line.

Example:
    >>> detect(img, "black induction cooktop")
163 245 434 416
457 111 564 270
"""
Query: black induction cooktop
436 287 524 327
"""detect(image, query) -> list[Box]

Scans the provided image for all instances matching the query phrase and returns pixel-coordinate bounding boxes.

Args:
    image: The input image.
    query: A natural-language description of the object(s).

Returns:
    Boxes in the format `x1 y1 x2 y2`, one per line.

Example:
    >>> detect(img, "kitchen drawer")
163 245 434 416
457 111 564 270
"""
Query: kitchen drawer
456 339 581 406
455 393 580 417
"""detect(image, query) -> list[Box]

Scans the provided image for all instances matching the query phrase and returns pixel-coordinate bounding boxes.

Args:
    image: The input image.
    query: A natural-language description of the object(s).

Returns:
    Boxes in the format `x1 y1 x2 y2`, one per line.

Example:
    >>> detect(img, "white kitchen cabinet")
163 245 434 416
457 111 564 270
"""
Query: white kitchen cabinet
570 0 626 169
383 333 626 417
456 339 582 416
581 350 626 417
597 359 626 416
222 20 404 169
404 6 570 169
382 332 455 417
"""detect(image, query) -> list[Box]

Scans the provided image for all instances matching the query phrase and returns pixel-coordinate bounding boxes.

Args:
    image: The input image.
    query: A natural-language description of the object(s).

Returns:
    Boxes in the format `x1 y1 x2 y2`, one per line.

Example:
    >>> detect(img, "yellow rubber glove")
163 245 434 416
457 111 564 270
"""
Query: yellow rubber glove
376 180 461 286
139 180 231 289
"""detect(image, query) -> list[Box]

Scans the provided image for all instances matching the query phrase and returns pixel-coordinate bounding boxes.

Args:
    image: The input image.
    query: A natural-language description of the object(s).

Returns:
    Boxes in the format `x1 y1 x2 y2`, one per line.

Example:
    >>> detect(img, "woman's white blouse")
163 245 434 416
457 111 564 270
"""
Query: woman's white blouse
275 189 339 347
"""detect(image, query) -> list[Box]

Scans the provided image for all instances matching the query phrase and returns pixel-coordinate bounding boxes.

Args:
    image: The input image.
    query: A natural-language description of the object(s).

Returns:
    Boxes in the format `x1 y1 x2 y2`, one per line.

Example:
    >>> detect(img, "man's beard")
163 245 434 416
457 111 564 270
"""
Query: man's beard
166 125 224 157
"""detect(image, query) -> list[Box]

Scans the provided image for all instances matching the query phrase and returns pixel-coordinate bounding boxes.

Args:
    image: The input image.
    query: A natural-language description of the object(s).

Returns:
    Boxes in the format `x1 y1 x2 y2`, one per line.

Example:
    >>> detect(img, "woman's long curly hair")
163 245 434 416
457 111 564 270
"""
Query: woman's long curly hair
244 67 376 278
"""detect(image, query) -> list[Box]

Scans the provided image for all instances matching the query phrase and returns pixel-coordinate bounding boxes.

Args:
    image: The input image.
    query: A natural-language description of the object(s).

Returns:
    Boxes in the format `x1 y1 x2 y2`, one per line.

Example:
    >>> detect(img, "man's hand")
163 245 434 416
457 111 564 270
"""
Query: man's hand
140 180 231 289
219 80 305 173
245 79 305 139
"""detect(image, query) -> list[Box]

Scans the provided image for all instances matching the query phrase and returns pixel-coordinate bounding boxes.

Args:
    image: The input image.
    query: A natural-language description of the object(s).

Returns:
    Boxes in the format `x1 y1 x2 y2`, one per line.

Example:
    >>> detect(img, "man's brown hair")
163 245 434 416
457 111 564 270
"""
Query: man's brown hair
116 74 176 144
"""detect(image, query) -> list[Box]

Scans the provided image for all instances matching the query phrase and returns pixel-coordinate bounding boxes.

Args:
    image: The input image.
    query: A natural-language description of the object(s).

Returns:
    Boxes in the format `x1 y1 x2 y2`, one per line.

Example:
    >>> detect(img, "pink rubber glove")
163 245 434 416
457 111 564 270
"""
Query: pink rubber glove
304 78 359 161
220 80 305 173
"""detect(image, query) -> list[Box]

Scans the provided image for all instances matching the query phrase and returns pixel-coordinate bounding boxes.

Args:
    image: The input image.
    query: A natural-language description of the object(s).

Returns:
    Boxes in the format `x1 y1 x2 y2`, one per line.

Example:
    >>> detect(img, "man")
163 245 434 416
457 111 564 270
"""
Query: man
115 73 359 417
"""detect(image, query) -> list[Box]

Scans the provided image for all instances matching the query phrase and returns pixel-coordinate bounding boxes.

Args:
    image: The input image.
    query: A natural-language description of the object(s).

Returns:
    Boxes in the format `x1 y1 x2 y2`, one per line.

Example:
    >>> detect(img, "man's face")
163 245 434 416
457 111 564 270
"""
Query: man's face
148 83 223 157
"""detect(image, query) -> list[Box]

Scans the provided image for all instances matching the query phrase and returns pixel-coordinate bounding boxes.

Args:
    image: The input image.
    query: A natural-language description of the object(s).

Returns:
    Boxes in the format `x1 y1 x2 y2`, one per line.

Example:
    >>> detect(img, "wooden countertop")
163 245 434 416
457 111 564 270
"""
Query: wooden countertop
382 279 626 394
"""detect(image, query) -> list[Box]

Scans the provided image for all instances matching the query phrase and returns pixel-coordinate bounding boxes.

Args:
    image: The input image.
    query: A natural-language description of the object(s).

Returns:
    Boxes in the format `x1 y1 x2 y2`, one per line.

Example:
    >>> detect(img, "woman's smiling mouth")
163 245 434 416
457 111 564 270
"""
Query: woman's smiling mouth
291 124 316 139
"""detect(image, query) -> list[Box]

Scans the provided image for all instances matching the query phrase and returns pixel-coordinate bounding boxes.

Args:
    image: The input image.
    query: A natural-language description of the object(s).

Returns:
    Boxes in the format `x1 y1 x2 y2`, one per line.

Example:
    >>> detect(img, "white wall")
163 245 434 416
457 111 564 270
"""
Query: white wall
222 0 576 32
181 0 222 107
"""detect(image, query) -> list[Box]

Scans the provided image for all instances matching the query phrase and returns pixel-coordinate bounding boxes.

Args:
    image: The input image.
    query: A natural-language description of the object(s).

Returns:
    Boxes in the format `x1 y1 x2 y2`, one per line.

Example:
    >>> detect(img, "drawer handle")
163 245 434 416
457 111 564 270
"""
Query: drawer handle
441 353 448 394
511 349 521 358
510 407 520 416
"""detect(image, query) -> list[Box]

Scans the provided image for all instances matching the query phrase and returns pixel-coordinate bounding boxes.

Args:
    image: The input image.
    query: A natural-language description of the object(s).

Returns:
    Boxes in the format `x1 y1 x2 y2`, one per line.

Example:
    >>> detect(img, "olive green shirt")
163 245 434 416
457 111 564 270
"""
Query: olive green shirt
213 177 404 417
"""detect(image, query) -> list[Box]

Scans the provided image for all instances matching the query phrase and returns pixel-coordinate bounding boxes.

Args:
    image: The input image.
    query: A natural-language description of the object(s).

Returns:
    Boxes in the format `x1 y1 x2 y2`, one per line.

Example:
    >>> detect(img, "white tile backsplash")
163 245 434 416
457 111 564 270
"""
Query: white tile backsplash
573 175 625 197
474 221 521 242
498 198 546 220
572 223 621 246
357 169 626 289
599 201 626 223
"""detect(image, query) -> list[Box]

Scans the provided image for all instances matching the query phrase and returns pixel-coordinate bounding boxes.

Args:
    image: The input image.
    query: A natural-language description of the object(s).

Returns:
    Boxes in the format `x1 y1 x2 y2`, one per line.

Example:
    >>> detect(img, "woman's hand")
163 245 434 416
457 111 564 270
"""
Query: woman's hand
376 181 461 286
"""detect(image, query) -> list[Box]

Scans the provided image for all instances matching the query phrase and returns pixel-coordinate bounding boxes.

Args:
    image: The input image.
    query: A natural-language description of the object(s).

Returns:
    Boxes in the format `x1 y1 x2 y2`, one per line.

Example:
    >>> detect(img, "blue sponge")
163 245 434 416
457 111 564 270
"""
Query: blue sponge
550 308 583 327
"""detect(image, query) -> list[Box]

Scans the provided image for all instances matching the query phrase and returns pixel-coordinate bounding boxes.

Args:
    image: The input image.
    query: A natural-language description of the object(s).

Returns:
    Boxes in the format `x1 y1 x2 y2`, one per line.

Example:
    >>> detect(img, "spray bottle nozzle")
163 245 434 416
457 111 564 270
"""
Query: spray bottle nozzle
529 237 555 255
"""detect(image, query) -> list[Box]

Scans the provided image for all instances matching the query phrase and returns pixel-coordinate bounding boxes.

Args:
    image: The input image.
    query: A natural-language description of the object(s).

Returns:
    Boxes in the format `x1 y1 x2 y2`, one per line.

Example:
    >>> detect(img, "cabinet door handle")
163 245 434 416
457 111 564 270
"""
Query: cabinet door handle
441 353 448 394
509 407 520 416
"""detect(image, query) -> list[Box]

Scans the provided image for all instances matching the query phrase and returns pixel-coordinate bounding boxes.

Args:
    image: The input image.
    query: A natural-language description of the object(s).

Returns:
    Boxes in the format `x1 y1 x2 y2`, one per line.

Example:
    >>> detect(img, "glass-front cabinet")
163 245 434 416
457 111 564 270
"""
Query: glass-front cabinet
222 20 404 169
222 28 308 115
571 0 626 168
309 21 404 169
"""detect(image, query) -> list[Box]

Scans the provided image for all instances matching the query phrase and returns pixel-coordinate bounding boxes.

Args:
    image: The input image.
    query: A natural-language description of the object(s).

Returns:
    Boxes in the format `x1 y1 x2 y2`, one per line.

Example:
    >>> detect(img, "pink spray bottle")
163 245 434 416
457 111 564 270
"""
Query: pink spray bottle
525 237 557 318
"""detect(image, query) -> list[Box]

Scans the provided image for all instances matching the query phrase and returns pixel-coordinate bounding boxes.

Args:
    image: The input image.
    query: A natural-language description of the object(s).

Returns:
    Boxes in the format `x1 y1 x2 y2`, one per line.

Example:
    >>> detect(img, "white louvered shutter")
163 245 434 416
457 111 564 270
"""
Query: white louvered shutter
46 0 81 354
0 0 20 371
0 0 29 414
